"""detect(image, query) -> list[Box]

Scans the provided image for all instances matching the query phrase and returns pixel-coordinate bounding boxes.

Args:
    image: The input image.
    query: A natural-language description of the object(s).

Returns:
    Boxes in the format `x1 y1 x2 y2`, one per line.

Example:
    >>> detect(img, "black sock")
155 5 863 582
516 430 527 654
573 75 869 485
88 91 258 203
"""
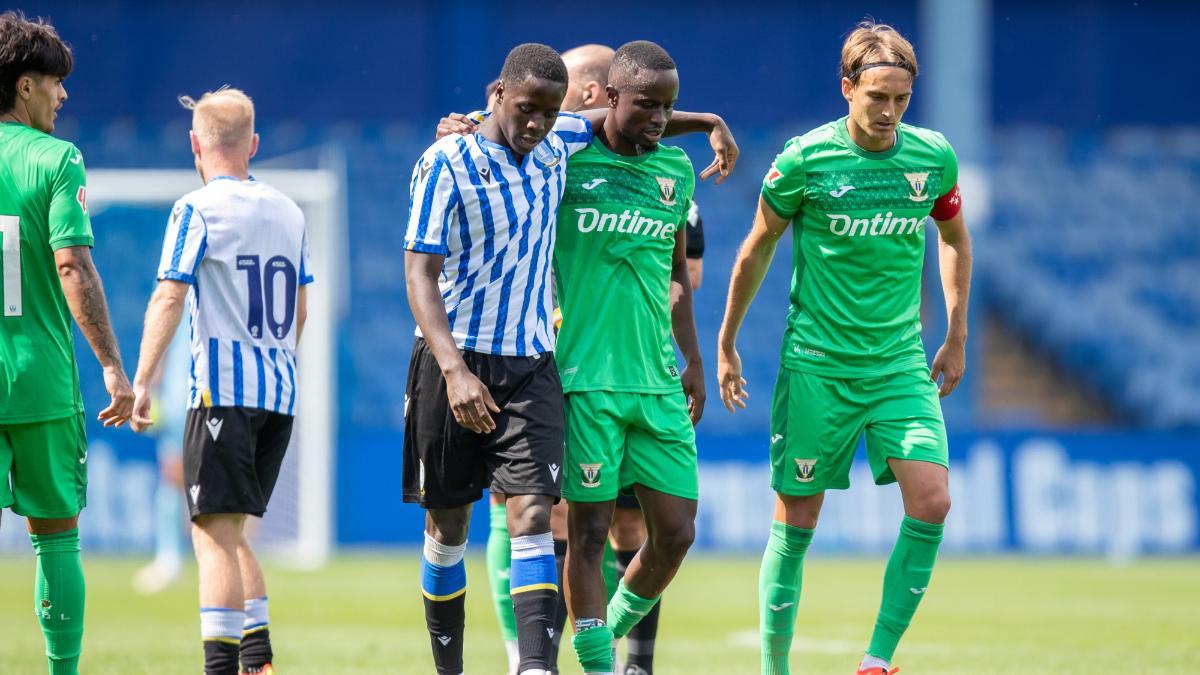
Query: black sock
548 538 569 673
240 628 273 672
424 594 466 675
513 586 557 671
204 640 240 675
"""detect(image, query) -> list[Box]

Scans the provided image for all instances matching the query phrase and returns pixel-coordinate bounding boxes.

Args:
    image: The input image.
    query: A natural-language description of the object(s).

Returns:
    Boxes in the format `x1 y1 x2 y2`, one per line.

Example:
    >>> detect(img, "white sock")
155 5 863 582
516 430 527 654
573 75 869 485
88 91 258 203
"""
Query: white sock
243 595 269 633
860 654 890 670
505 639 520 669
423 533 467 567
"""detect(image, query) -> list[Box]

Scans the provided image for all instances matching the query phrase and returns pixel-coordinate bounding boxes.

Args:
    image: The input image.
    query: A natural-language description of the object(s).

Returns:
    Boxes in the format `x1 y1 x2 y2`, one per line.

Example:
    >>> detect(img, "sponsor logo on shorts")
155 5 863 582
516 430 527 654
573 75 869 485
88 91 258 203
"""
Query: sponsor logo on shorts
189 484 201 504
206 417 224 441
794 458 817 483
580 463 602 488
549 463 561 482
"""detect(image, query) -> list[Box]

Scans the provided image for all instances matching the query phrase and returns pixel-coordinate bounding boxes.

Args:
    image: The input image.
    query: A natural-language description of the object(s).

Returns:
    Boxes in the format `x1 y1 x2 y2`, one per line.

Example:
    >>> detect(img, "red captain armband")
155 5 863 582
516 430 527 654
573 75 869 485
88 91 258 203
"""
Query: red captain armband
929 183 962 221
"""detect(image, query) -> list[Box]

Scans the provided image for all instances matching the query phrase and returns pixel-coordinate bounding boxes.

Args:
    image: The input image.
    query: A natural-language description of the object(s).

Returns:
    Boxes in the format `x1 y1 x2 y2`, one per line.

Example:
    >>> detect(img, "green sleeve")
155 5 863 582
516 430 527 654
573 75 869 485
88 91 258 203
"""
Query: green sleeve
939 134 959 197
47 144 94 251
760 137 806 219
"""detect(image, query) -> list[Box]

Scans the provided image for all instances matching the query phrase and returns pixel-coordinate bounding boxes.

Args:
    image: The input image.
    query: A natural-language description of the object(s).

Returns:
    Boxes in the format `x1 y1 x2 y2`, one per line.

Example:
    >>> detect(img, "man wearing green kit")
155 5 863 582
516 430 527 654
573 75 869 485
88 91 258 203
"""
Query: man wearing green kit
717 21 972 675
0 11 135 675
555 41 709 675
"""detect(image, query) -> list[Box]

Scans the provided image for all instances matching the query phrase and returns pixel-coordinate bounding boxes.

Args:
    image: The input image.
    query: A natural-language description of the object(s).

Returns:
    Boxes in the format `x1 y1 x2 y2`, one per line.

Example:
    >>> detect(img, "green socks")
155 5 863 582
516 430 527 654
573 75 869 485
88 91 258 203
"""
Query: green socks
759 521 813 675
606 580 659 639
572 622 615 673
30 528 85 675
485 503 519 644
867 516 944 662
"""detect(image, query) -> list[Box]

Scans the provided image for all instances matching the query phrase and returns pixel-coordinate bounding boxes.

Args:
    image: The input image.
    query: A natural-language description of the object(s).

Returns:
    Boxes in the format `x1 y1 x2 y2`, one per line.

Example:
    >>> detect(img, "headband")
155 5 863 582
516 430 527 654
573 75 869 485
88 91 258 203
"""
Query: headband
847 61 914 80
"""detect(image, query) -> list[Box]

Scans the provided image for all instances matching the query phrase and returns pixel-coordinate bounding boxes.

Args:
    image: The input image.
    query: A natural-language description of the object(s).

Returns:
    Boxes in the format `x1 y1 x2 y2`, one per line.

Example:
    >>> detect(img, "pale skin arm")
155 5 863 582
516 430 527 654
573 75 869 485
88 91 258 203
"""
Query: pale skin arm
54 246 134 427
929 210 972 397
405 250 500 434
717 197 791 412
130 280 189 432
669 224 705 424
296 284 308 346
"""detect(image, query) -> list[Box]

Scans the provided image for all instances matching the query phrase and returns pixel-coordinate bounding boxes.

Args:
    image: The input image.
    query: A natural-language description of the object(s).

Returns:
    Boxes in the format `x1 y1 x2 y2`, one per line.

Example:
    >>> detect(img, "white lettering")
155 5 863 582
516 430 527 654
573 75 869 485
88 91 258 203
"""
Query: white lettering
826 212 924 237
828 214 852 236
575 207 599 232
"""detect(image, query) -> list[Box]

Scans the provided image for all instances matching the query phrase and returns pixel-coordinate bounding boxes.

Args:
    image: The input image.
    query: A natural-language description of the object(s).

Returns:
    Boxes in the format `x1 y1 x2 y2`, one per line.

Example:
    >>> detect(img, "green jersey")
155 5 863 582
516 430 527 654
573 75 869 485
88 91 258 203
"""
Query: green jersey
0 122 94 424
761 116 958 378
554 138 695 394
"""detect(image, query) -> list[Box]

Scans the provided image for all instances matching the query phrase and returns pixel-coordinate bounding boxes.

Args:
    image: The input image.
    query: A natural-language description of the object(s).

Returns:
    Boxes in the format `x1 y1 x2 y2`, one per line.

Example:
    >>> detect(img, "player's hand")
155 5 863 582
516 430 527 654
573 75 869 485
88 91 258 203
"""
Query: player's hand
98 365 135 428
436 113 478 140
130 382 154 433
699 117 739 185
717 346 749 412
444 366 501 434
680 362 707 425
930 338 966 397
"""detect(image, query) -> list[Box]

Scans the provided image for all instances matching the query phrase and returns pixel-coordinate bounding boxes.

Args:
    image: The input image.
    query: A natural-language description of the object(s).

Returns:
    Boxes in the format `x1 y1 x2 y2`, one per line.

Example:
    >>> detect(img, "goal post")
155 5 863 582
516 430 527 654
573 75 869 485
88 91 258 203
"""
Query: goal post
87 167 343 568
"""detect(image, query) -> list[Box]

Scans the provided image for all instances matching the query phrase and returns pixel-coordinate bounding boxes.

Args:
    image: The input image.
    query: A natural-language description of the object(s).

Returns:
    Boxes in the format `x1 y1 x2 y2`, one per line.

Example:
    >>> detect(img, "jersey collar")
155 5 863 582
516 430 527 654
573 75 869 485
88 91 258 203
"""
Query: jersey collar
836 115 903 160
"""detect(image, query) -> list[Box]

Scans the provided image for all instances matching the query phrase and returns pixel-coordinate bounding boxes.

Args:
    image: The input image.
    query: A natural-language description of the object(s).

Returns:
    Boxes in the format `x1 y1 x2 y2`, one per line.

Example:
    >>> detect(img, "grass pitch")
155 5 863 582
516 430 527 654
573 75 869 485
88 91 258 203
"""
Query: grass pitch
0 554 1196 674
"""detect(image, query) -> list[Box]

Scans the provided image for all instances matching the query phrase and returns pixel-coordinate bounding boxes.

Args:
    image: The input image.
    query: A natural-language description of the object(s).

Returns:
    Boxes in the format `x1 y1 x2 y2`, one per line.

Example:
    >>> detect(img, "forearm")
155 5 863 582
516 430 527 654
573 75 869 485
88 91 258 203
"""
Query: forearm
938 232 972 345
669 262 702 366
664 111 722 137
719 237 777 349
133 287 186 387
58 254 123 369
406 269 467 376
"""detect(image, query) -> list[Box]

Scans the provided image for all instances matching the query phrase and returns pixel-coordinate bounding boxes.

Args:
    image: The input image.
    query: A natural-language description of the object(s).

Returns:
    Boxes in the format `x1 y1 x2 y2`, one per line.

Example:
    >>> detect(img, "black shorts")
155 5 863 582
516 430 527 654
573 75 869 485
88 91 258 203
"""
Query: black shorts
183 407 293 519
615 489 641 510
403 338 564 509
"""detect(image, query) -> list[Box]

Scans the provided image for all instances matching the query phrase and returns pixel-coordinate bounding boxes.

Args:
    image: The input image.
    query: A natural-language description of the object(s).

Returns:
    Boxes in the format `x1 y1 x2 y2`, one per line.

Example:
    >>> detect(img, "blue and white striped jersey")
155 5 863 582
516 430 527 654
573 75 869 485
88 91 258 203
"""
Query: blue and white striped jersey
157 176 314 414
405 112 593 356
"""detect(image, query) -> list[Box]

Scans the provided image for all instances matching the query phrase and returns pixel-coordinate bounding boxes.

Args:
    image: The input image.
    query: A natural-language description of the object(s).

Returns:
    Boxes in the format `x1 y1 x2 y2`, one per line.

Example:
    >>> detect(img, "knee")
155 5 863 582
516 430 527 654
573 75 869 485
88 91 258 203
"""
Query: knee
507 497 552 537
426 509 471 544
911 490 951 524
650 521 695 562
609 509 647 550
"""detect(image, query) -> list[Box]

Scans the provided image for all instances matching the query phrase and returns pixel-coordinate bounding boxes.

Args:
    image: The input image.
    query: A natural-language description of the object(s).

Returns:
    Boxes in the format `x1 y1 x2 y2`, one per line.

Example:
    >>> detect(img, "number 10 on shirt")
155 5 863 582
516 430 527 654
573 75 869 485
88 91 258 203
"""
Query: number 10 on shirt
237 254 297 339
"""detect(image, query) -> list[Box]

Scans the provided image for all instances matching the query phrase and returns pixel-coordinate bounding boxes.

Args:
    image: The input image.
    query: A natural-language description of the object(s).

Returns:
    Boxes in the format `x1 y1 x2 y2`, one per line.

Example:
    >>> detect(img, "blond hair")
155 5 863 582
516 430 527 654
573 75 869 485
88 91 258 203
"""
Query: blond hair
179 86 255 149
840 21 918 84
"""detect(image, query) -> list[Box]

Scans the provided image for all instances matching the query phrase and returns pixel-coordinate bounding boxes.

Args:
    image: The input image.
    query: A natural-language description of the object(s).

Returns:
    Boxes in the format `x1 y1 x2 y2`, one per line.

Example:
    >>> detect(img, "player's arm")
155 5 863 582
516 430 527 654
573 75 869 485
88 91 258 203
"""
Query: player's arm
669 223 705 425
929 193 971 398
55 246 134 427
717 197 790 412
296 285 308 345
405 251 500 434
130 280 189 431
576 108 739 183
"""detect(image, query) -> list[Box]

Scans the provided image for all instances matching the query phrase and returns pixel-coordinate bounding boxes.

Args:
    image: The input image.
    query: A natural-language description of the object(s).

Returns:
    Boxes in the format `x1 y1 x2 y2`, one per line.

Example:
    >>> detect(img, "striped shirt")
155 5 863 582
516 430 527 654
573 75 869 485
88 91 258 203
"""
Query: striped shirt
157 176 314 414
405 112 593 356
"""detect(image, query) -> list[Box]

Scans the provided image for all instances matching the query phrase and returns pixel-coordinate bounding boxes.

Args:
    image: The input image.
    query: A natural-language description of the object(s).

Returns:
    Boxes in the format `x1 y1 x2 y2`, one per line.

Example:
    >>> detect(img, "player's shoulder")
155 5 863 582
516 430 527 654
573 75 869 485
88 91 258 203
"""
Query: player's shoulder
655 143 695 183
417 134 468 170
898 121 954 155
19 130 83 170
553 111 590 132
774 120 840 166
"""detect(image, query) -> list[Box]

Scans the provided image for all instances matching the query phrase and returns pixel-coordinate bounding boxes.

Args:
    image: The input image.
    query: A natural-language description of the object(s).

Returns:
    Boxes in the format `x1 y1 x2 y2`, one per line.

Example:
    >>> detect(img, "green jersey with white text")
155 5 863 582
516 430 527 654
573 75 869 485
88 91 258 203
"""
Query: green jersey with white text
554 138 695 393
0 122 94 423
761 116 958 378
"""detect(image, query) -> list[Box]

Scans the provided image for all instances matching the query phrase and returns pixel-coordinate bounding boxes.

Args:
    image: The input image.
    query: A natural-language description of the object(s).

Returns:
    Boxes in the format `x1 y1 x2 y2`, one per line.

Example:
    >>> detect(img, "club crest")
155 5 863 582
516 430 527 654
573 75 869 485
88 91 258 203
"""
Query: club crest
533 143 561 168
580 463 603 488
656 176 677 206
905 172 930 202
794 458 817 483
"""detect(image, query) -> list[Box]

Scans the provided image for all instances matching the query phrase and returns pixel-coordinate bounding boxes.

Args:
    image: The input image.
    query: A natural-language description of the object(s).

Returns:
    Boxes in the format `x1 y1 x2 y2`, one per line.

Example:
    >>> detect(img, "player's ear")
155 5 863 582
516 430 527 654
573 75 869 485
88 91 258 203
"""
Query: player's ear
606 84 618 108
16 73 33 100
494 81 505 106
248 133 259 159
841 77 855 103
189 130 202 156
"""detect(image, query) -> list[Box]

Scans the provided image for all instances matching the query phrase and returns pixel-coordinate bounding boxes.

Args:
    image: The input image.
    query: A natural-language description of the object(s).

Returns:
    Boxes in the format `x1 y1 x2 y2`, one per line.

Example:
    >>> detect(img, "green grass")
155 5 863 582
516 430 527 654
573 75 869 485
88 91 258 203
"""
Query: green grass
0 554 1197 674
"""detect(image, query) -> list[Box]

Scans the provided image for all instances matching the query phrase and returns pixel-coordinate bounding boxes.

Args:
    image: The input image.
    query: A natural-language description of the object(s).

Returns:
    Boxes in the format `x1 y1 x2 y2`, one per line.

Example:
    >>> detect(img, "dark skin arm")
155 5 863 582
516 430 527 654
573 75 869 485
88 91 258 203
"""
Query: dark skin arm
54 246 134 427
405 250 500 433
437 109 739 183
670 223 705 424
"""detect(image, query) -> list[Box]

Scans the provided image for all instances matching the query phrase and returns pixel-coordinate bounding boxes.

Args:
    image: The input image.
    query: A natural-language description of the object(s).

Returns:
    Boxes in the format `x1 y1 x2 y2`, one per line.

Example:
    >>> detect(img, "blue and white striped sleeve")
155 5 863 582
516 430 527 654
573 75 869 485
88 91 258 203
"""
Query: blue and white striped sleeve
299 227 315 286
405 149 459 255
157 200 207 283
553 112 593 156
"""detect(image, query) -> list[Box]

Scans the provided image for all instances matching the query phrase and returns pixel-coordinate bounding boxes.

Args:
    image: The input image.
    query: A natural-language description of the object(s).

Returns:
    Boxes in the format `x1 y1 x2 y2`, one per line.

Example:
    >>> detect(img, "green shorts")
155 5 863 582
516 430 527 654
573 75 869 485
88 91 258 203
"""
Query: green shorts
0 413 88 518
563 390 698 502
769 367 948 496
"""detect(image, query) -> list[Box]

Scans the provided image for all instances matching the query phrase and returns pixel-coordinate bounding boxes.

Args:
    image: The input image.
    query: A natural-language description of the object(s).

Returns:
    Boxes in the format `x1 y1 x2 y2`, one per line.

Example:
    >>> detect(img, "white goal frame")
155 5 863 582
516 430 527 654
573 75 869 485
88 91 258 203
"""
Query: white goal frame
88 168 341 567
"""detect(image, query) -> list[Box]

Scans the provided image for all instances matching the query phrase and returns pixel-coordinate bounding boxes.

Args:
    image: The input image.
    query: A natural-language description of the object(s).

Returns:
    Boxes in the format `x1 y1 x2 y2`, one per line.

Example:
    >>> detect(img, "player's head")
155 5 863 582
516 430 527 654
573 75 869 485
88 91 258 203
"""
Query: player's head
493 43 568 156
606 40 678 150
484 78 501 112
561 43 614 111
0 11 73 134
179 86 259 179
840 21 918 147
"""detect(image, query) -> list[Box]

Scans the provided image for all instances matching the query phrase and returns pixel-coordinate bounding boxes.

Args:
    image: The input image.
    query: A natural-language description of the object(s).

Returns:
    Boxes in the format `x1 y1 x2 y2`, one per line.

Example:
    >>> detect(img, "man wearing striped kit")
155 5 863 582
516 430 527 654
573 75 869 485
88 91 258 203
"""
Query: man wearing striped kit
131 87 312 675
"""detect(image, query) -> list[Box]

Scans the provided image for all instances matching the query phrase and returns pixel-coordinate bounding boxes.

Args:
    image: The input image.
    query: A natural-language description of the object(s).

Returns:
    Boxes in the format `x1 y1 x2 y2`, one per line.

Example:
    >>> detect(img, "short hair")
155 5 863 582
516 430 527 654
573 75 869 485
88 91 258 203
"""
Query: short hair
562 44 614 88
179 86 256 150
0 12 73 113
610 40 676 84
840 20 918 84
484 78 500 101
499 43 567 87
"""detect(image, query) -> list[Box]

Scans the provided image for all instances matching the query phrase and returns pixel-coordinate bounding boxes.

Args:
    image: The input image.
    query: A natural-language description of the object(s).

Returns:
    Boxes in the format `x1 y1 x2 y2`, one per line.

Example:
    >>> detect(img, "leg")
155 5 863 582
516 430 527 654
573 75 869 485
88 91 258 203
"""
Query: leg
507 493 560 674
760 493 822 675
237 527 273 673
423 506 472 675
566 499 618 675
609 503 648 674
134 450 185 594
193 513 248 675
862 459 949 670
486 492 521 674
28 516 85 675
548 500 570 674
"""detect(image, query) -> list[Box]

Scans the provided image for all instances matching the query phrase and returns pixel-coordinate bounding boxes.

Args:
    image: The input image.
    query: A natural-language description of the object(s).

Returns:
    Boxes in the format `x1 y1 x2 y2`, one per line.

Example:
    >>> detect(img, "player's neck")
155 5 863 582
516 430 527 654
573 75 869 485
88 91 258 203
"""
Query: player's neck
200 159 250 183
0 107 33 128
845 117 896 153
598 119 648 157
477 117 521 158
